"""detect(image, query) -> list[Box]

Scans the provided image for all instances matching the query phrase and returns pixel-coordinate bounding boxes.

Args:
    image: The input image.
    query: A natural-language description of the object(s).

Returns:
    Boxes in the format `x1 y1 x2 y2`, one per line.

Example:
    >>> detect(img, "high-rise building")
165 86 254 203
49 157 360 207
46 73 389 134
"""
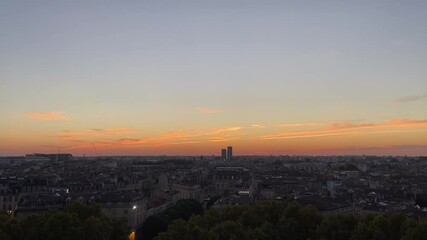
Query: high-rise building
221 149 227 160
227 146 233 160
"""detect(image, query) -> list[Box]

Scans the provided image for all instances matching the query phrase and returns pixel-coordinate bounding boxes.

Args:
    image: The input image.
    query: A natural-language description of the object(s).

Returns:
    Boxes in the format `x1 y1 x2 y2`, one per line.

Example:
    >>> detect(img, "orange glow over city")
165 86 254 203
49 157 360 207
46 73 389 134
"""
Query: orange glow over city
1 117 426 156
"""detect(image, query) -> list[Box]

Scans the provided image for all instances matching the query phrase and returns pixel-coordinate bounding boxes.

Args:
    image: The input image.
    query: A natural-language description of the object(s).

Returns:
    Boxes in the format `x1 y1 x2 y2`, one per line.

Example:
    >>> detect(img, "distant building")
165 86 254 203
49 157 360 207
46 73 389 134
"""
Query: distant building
0 190 20 215
213 166 251 192
98 191 145 231
227 146 233 160
173 183 201 201
221 149 227 160
25 153 73 161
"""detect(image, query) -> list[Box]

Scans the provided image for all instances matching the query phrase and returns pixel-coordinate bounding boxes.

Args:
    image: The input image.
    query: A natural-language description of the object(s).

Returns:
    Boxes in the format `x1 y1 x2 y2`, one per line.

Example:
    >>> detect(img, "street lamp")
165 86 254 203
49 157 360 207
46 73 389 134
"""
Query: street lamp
132 205 137 228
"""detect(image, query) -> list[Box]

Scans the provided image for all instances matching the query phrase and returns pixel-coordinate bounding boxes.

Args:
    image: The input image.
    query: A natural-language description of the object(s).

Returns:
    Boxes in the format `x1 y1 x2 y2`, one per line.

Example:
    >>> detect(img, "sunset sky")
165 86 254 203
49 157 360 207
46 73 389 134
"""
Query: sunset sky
1 0 426 156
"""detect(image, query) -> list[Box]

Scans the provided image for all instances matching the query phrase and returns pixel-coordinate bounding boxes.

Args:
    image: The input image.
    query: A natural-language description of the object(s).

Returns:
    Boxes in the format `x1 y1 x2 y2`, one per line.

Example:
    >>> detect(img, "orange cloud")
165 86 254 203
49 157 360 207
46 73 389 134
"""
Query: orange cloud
385 119 427 126
209 137 229 142
330 122 377 130
262 119 427 140
91 132 197 149
87 128 139 134
307 144 427 156
195 107 223 114
279 121 329 127
116 128 240 146
57 128 141 141
42 119 427 155
251 124 265 128
207 126 242 135
26 112 67 120
53 125 242 151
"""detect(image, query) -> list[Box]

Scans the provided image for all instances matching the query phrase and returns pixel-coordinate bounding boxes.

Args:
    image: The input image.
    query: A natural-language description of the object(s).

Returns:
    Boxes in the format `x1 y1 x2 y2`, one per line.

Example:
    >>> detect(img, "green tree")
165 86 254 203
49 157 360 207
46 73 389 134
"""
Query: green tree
278 202 321 240
65 201 102 221
387 213 407 240
316 214 359 240
402 222 427 240
211 220 245 240
84 216 111 240
10 202 129 240
42 211 84 240
250 222 279 240
110 218 130 240
0 214 21 240
141 199 203 240
351 221 374 240
20 213 48 240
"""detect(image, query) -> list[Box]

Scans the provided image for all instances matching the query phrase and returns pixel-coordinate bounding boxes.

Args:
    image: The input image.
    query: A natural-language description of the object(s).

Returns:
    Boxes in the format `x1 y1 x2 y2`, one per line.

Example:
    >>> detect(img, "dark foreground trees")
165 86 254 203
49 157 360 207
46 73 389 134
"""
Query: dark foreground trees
139 199 203 240
2 201 427 240
155 201 427 240
0 202 129 240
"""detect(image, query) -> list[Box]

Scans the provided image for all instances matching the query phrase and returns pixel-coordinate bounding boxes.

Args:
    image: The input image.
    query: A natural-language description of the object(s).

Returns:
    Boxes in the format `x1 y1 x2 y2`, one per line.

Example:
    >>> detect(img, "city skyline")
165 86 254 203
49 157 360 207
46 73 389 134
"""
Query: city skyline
1 1 427 156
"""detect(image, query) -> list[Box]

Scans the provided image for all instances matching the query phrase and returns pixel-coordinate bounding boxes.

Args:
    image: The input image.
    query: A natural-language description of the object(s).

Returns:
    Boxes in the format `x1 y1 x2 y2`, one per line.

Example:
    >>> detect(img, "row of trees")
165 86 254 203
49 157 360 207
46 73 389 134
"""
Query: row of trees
155 201 427 240
139 199 203 240
2 200 426 240
0 202 129 240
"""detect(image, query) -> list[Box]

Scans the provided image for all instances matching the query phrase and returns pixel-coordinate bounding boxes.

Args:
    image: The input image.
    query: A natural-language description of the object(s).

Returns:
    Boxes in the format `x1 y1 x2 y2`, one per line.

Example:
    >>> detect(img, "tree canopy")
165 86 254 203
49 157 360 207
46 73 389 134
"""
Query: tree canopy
155 201 427 240
139 199 203 240
0 202 129 240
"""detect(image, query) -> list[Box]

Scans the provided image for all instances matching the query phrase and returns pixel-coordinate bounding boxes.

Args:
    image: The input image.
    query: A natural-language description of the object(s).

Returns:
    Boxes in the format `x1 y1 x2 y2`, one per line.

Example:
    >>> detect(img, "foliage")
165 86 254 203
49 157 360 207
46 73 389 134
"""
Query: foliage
139 199 203 240
154 201 427 240
205 195 221 209
0 202 129 240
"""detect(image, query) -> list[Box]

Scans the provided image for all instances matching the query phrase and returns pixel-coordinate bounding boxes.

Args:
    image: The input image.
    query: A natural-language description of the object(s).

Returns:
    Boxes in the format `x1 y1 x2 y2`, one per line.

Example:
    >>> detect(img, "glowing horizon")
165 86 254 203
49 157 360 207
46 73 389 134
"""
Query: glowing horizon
1 1 426 156
2 117 426 156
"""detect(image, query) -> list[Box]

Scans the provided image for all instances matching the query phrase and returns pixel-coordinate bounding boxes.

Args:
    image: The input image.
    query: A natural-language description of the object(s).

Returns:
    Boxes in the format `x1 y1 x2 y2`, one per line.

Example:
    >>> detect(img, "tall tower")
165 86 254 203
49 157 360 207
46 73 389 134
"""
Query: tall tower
221 149 227 160
227 146 233 160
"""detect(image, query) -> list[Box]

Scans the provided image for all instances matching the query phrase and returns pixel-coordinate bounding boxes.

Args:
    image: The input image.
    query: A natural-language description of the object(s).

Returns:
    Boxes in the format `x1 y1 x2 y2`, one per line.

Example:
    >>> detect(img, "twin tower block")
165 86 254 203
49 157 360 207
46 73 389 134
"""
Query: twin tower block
221 146 233 160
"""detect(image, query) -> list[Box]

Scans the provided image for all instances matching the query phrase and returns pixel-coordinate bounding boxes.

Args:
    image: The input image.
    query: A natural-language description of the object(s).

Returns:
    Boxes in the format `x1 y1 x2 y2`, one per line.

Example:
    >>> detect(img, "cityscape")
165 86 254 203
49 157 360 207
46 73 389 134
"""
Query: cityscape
1 1 427 240
1 150 427 239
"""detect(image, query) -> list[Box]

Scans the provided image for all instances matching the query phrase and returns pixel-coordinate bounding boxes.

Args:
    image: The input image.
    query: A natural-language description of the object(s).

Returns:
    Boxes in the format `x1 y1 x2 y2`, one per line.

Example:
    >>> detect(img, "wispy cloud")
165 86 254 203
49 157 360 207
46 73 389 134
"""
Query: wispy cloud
56 128 142 144
209 137 229 142
251 124 265 128
385 119 427 127
26 112 67 120
262 119 427 140
395 94 427 103
60 128 140 136
87 128 138 134
54 125 242 150
314 144 427 155
195 107 223 114
279 121 329 127
207 126 242 135
330 122 376 130
240 144 427 156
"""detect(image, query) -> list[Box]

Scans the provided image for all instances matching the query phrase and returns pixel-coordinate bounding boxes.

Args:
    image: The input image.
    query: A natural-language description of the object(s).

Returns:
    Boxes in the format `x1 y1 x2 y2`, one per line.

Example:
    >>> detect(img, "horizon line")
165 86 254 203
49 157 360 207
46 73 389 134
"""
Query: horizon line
1 154 426 158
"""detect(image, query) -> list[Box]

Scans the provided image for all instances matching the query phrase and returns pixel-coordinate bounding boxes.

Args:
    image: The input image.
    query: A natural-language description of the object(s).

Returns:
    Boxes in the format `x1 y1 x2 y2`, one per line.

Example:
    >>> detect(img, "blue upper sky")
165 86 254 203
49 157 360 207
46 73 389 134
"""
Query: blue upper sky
1 0 426 155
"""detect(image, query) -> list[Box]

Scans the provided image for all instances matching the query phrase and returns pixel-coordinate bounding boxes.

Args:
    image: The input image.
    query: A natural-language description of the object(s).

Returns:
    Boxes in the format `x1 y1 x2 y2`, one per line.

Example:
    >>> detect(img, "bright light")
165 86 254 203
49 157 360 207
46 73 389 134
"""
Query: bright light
133 205 137 210
129 231 135 240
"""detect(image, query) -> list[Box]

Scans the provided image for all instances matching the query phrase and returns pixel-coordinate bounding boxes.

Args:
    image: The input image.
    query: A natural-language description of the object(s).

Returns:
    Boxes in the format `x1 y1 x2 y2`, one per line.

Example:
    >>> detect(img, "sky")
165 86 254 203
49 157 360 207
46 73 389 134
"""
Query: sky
0 0 426 156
